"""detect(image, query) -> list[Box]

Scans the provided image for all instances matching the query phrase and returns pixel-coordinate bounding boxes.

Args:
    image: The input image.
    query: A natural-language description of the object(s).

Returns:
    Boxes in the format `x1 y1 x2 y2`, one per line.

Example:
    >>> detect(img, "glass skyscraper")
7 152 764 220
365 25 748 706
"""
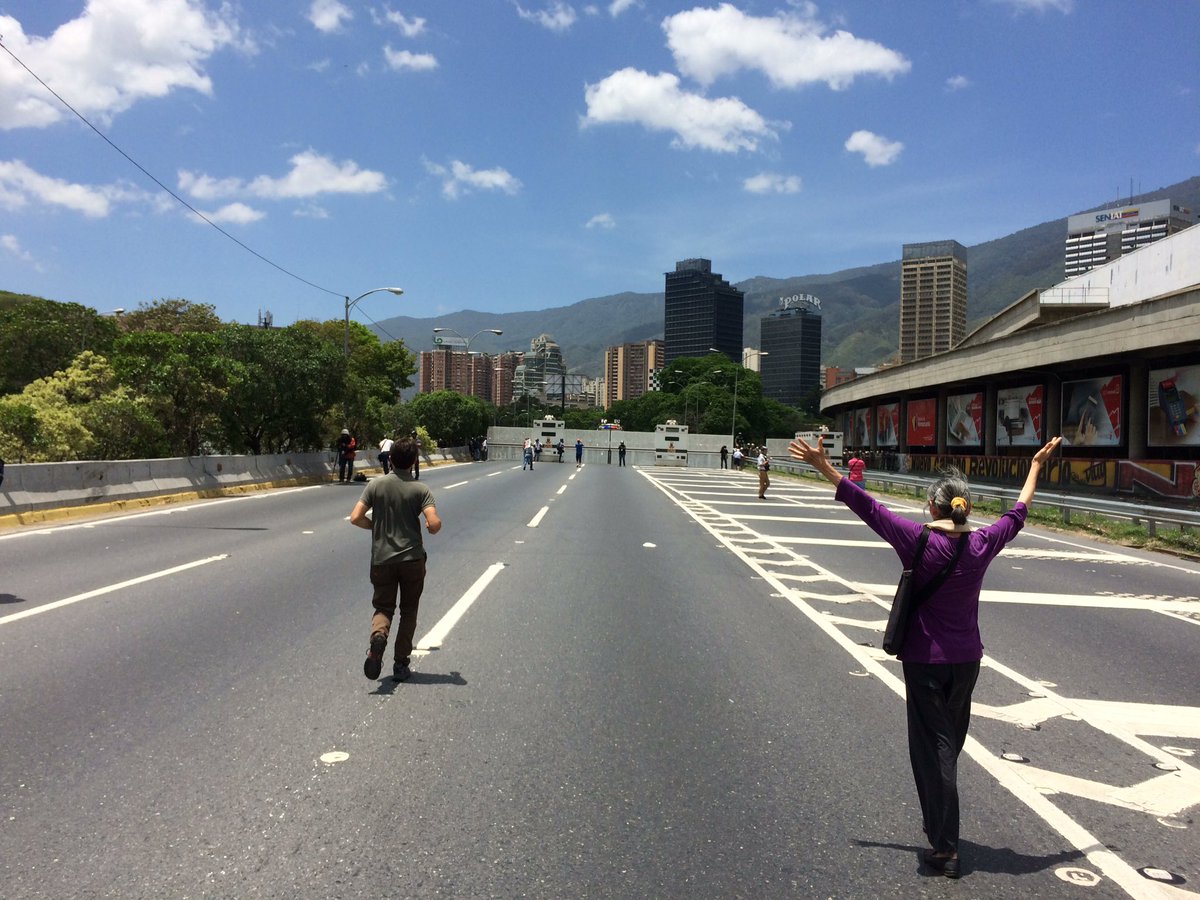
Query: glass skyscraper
663 258 744 367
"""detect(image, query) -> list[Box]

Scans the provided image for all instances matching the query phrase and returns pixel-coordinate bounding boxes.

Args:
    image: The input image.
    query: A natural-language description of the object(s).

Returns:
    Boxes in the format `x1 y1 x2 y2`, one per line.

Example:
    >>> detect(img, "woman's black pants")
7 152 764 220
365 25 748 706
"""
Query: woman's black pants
902 660 980 855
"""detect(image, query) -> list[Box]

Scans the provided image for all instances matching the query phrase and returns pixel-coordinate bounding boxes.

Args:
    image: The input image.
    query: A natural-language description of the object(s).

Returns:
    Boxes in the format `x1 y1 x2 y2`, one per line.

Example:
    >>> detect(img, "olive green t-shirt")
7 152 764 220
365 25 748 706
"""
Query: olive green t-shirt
358 473 436 565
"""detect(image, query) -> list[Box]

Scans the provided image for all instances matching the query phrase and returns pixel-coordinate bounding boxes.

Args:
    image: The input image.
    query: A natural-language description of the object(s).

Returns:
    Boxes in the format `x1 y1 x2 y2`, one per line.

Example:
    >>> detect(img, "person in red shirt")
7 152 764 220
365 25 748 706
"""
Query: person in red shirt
848 453 866 488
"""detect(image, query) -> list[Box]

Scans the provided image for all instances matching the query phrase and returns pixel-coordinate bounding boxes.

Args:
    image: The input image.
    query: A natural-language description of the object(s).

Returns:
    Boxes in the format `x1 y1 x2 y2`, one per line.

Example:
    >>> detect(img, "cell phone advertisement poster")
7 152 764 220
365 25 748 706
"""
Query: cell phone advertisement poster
996 385 1044 446
1148 365 1200 446
1062 376 1122 447
946 392 983 447
875 402 899 447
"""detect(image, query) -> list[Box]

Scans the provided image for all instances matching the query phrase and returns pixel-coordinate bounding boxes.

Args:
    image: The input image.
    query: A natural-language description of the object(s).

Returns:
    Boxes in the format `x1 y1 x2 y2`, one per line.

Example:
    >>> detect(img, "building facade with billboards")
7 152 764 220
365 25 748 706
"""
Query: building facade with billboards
821 224 1200 498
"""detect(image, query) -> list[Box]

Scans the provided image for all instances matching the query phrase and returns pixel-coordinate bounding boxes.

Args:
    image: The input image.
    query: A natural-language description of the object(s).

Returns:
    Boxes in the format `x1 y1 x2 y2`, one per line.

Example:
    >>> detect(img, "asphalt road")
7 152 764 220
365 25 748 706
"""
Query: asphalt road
1 460 1197 899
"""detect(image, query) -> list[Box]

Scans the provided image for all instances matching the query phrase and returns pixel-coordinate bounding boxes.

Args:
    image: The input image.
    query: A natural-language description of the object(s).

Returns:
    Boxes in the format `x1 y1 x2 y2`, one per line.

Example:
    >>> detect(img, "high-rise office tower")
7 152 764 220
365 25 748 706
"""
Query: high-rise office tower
899 240 967 364
603 339 665 408
761 297 822 409
1065 199 1193 278
664 258 744 367
513 334 566 400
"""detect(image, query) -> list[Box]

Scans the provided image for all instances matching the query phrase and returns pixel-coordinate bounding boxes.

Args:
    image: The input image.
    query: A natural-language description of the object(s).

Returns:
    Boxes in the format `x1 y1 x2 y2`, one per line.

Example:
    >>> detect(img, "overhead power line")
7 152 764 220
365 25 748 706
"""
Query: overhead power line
0 36 344 301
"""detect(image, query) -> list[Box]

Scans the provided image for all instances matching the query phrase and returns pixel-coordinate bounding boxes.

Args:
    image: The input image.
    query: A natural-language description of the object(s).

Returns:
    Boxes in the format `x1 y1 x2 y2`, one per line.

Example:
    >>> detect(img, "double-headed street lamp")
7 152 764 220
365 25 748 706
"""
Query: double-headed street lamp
710 348 768 449
345 287 405 356
432 327 503 398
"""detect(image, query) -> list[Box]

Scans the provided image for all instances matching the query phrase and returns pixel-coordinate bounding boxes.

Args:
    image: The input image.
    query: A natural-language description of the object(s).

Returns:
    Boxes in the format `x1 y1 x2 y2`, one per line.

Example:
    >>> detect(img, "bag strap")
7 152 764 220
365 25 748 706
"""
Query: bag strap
912 532 969 607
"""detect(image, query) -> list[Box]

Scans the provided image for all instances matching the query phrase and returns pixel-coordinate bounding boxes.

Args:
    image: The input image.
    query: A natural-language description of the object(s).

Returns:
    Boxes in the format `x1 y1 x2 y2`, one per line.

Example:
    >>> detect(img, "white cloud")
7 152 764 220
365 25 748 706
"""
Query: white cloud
196 202 265 225
377 11 427 37
2 233 44 270
994 0 1073 13
609 0 638 15
744 172 802 194
0 159 111 216
178 150 387 201
424 159 522 200
516 2 578 32
294 204 330 219
662 3 910 90
844 130 904 167
586 213 616 229
384 47 439 72
308 0 353 33
582 68 776 153
0 0 247 131
945 74 971 91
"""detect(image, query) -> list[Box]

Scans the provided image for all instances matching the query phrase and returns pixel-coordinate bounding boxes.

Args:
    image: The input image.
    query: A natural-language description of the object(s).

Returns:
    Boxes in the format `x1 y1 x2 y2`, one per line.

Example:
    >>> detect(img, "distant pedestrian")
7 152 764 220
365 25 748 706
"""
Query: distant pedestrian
720 445 728 469
410 431 421 480
732 446 744 470
336 429 357 483
848 453 866 488
523 438 534 470
617 441 626 466
481 438 488 461
534 439 542 463
378 436 394 475
557 438 565 463
575 439 584 467
350 437 442 683
756 447 770 499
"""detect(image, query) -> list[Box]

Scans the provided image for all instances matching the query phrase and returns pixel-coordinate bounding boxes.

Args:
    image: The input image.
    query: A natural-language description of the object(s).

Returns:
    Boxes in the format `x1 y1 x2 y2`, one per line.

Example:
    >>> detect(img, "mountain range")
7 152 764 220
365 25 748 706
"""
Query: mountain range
377 174 1200 376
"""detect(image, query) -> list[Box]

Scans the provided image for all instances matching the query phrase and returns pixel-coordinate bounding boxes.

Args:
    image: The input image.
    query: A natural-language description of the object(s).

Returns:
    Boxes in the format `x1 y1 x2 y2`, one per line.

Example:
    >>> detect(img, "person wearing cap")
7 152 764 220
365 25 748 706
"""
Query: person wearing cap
789 433 1062 879
755 447 770 499
336 429 357 483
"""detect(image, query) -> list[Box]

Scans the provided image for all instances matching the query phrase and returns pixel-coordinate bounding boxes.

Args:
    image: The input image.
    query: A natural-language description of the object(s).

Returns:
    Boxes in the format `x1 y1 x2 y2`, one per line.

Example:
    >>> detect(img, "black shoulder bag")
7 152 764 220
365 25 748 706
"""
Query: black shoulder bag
882 530 968 656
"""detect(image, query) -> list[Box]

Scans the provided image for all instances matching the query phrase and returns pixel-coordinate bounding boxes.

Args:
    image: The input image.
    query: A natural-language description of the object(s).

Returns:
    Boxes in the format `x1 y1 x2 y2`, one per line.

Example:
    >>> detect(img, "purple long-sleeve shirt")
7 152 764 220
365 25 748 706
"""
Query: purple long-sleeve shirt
836 479 1028 664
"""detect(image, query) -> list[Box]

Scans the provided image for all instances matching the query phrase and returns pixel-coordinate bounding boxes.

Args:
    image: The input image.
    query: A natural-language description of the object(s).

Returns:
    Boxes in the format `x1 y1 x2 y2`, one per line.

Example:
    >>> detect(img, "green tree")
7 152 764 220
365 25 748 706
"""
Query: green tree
120 297 223 334
111 331 228 455
407 391 489 446
0 398 41 463
217 324 344 454
0 293 121 394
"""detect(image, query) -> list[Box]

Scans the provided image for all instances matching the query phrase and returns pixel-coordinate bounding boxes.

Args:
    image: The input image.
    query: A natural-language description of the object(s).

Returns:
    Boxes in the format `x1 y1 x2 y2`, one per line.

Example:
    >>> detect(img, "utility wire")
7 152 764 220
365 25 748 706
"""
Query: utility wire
0 36 344 301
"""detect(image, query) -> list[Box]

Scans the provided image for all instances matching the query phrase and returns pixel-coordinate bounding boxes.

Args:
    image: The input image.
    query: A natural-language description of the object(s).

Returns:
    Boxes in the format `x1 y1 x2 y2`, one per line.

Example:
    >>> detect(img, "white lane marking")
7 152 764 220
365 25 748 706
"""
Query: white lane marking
0 555 229 626
320 751 349 764
527 506 549 528
637 469 1192 900
569 473 578 480
643 542 656 548
444 481 469 489
412 562 506 655
556 485 567 495
487 471 503 477
851 584 1200 615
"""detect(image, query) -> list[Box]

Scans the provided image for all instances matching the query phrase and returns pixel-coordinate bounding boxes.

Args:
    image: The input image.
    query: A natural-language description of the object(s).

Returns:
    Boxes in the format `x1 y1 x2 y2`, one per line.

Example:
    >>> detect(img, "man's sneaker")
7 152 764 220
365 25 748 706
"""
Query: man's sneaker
392 662 412 682
363 634 386 680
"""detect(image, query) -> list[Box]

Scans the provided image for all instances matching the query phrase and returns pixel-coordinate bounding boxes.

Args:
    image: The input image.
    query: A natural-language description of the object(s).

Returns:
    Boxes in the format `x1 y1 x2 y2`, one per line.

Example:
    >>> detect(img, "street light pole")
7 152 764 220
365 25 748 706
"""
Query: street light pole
710 348 766 450
345 287 405 356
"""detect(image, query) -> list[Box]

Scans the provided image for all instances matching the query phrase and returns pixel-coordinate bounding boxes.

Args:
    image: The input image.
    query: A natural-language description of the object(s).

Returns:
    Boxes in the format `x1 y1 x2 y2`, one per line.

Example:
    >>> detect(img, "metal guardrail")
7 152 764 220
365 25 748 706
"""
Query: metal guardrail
770 457 1200 537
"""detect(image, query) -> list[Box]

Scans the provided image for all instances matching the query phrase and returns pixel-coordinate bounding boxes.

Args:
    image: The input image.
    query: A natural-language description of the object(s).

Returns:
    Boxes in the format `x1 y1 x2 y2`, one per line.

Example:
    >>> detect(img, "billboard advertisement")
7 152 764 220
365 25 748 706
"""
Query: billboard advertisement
1148 365 1200 447
906 398 937 446
876 402 899 447
996 384 1044 446
1062 375 1122 447
946 392 983 447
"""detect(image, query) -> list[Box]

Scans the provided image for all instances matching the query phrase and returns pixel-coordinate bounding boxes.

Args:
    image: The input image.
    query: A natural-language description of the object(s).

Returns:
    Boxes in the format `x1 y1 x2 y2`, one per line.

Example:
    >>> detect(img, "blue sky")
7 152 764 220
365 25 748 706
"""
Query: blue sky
1 0 1197 330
